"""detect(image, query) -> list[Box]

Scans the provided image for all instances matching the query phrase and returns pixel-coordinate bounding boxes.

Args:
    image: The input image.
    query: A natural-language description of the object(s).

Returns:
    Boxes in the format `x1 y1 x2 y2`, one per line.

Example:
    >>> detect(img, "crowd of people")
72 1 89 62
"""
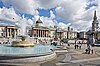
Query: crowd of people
67 39 94 54
74 40 82 49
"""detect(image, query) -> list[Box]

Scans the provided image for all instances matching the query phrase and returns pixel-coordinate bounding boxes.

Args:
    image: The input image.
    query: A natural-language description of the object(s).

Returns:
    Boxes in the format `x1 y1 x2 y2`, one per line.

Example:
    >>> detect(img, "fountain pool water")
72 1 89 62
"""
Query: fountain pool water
0 44 53 54
0 44 56 63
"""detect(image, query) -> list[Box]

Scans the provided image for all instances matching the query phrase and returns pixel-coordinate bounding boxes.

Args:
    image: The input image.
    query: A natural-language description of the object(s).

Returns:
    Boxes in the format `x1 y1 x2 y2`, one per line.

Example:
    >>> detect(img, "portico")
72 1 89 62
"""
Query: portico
32 26 50 44
0 25 18 38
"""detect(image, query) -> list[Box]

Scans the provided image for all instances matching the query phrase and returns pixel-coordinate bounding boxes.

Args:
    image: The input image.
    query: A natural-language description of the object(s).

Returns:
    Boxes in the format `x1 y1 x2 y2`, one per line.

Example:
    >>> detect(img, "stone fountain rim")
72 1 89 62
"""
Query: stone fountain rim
0 52 54 57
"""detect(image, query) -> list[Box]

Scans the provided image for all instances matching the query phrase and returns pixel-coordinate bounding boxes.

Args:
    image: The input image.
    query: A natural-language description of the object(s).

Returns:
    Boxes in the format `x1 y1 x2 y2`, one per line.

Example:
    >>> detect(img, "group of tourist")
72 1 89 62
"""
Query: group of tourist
74 44 82 49
74 40 82 49
85 48 93 54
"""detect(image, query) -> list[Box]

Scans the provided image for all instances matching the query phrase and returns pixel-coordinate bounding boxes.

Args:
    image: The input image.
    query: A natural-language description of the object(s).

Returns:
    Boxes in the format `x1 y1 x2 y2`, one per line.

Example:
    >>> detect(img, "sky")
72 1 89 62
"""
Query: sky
0 0 99 32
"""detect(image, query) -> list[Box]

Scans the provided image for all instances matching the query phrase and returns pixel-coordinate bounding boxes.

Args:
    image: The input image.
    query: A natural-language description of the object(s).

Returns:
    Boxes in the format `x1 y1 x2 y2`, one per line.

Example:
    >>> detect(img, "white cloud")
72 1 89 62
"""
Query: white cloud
57 22 67 30
32 10 56 28
56 0 86 21
2 0 60 14
16 15 33 35
34 0 60 9
0 7 21 22
40 16 56 27
50 10 55 19
2 0 38 15
2 0 100 31
55 0 100 31
32 10 72 30
1 0 77 30
27 19 33 26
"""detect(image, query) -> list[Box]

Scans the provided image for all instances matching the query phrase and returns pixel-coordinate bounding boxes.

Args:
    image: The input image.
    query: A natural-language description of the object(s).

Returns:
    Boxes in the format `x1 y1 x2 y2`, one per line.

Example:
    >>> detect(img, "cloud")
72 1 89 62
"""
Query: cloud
2 0 60 14
34 0 60 9
55 0 100 31
16 15 33 35
57 22 68 30
40 16 56 27
50 10 55 19
56 0 86 21
0 7 20 22
31 9 73 31
2 0 100 31
1 0 80 31
27 19 33 26
2 0 39 15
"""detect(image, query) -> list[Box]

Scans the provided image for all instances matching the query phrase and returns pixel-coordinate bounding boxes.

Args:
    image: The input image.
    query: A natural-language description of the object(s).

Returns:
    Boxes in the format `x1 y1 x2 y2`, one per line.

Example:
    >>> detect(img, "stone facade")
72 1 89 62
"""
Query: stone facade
28 18 77 44
0 18 77 44
0 24 18 38
79 32 88 39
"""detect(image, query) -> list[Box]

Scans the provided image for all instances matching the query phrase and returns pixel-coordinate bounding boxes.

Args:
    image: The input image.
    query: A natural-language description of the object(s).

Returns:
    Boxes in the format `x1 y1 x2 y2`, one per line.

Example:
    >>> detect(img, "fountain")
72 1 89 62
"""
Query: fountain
0 35 56 65
0 16 56 65
12 36 34 47
12 16 34 47
0 44 56 64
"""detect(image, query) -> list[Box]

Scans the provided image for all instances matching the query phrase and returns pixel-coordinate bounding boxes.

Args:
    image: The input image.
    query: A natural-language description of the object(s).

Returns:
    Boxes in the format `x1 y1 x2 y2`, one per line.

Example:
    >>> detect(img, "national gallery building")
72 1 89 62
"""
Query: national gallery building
0 23 18 38
0 19 77 44
29 18 77 44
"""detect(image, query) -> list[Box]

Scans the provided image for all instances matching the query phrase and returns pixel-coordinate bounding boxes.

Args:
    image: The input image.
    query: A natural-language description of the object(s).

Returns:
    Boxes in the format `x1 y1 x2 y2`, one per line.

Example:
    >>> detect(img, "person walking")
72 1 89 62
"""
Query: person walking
75 44 76 49
91 49 93 54
79 45 81 49
77 44 79 49
86 35 93 54
75 39 77 49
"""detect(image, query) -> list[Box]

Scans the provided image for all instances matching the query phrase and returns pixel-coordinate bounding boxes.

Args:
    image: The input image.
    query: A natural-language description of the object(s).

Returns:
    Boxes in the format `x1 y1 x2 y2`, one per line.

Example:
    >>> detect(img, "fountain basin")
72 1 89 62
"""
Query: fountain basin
0 44 56 63
0 52 56 63
12 41 34 47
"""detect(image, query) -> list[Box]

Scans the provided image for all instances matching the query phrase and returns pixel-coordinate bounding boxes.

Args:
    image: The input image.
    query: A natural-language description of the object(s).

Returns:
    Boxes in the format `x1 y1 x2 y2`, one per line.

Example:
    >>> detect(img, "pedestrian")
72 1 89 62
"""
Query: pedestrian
79 45 81 49
82 40 84 44
85 49 88 54
79 41 80 44
75 44 76 49
91 49 93 54
77 44 79 49
79 43 82 49
75 39 78 49
68 43 70 46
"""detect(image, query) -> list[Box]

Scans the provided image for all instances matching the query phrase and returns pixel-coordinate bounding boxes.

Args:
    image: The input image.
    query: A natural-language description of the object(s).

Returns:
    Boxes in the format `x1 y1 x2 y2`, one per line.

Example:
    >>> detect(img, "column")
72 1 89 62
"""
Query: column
42 30 44 37
16 29 17 37
43 30 44 37
36 30 38 37
7 28 8 37
41 30 42 37
14 29 16 38
40 30 41 37
38 30 39 37
46 30 47 37
39 30 40 37
42 30 43 37
8 28 10 37
7 28 9 37
44 30 45 37
10 29 12 37
45 30 46 37
5 26 7 37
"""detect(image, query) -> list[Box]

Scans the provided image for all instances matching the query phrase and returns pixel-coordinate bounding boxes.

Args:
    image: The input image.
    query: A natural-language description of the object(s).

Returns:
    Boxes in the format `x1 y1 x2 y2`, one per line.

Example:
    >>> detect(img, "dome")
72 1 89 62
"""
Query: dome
36 18 42 23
